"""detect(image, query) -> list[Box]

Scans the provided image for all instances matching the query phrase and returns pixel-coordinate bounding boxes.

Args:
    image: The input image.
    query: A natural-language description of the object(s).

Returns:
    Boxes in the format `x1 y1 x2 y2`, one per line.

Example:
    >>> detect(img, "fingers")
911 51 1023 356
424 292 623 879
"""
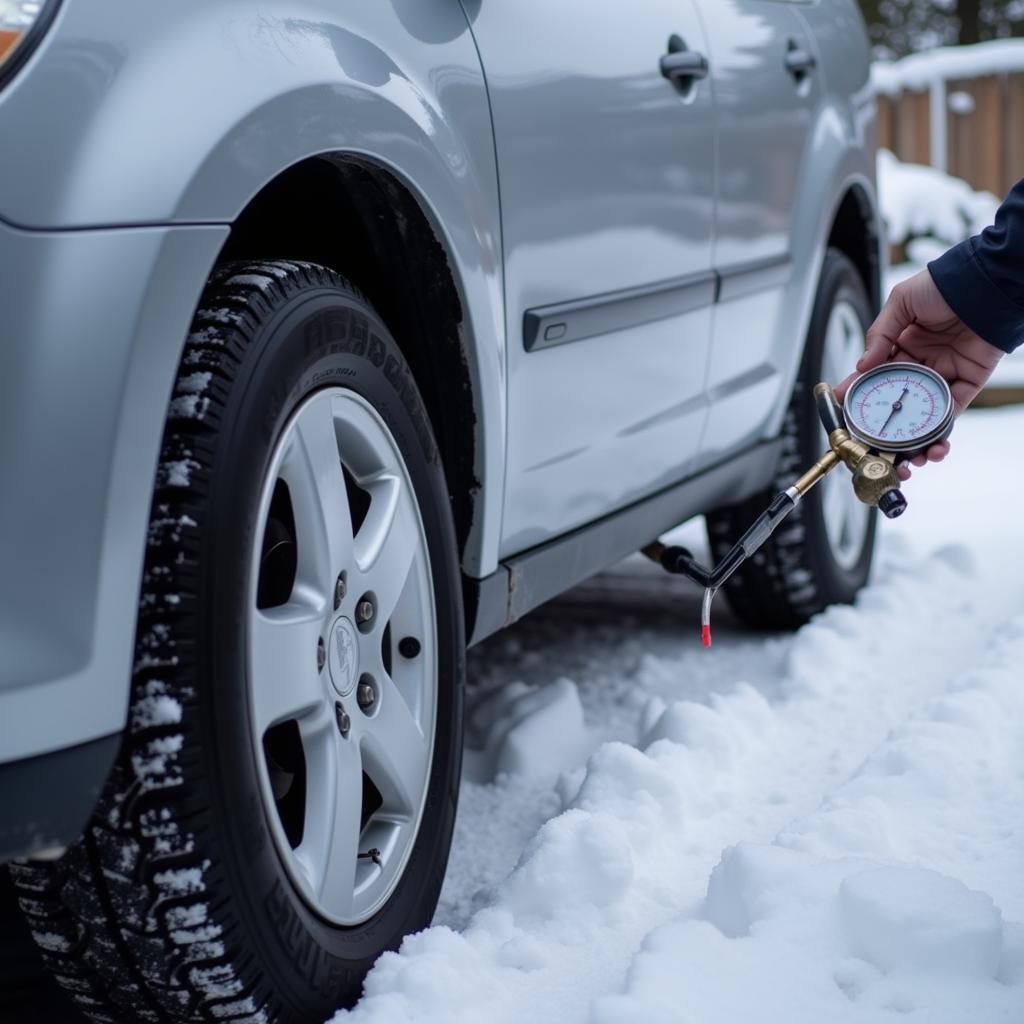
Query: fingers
908 442 950 468
896 440 951 482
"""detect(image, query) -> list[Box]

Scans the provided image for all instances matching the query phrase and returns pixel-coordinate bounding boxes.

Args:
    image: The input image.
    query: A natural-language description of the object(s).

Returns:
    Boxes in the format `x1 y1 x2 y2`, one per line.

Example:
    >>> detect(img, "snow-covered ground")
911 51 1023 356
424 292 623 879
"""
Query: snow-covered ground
333 405 1024 1023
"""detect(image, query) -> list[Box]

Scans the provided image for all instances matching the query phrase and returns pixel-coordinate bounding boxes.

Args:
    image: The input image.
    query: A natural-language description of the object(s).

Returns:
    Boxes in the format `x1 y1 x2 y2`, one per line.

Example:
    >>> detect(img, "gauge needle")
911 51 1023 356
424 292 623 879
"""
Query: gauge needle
879 387 909 435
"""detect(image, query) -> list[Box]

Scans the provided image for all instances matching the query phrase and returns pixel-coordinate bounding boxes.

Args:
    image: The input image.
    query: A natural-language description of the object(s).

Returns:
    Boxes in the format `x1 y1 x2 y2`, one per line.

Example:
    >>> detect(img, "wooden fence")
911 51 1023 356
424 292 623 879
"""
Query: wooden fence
877 72 1024 199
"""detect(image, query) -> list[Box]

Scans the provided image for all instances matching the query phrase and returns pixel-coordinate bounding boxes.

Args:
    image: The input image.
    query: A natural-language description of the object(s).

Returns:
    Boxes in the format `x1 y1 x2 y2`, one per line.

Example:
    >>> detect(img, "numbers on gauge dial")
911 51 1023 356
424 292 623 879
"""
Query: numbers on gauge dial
847 370 944 443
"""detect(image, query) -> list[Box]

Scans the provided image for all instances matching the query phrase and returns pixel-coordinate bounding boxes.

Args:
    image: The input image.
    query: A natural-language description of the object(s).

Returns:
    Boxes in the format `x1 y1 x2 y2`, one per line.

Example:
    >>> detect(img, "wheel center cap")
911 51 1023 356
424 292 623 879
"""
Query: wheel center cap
328 617 359 697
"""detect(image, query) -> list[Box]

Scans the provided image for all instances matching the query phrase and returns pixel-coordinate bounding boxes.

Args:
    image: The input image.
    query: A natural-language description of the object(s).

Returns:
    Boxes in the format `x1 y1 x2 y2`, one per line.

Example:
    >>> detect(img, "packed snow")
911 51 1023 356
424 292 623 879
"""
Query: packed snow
328 404 1024 1022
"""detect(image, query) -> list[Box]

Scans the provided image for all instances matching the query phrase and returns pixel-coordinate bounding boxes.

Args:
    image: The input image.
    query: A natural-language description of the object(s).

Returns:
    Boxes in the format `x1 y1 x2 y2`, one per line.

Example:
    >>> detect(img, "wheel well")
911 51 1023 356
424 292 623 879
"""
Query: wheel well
827 186 882 314
219 156 479 567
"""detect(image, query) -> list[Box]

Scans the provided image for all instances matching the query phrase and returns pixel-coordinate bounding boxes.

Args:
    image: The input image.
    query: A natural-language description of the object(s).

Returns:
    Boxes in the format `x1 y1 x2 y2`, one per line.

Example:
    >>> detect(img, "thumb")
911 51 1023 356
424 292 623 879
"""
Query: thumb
855 331 892 374
835 330 889 402
833 369 858 403
834 318 892 401
860 282 916 370
835 291 910 401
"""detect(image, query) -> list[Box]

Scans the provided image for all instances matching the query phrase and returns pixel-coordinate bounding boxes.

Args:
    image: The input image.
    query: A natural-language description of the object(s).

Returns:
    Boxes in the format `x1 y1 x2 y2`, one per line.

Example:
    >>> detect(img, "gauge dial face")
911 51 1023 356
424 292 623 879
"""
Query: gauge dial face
843 363 953 454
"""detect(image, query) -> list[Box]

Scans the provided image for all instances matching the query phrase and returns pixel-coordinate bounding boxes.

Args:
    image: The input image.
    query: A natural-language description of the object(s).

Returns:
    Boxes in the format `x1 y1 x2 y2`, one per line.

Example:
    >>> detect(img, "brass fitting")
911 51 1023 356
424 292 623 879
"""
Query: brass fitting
791 428 868 497
826 429 870 470
826 429 901 509
792 423 903 512
851 452 902 508
792 448 840 496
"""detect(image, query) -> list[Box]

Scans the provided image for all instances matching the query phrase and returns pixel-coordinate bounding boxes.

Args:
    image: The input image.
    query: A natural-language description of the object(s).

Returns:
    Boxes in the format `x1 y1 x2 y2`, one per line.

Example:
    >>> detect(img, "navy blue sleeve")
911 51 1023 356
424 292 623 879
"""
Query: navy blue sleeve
927 177 1024 354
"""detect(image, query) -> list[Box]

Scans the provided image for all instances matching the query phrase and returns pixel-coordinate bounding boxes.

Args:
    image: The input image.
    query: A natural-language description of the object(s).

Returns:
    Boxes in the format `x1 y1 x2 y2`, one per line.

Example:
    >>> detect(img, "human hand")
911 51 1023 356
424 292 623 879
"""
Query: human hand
834 269 1004 480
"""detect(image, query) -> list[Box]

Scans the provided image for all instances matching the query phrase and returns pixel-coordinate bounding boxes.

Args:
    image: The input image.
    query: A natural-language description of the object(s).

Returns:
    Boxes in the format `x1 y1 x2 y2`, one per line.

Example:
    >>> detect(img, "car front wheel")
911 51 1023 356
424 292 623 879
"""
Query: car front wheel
10 261 465 1023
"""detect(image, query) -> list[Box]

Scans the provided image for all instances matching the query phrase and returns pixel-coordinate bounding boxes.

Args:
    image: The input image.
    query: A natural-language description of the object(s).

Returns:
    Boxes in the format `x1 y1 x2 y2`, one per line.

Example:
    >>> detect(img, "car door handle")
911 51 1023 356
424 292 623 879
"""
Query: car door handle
784 46 816 78
660 50 709 85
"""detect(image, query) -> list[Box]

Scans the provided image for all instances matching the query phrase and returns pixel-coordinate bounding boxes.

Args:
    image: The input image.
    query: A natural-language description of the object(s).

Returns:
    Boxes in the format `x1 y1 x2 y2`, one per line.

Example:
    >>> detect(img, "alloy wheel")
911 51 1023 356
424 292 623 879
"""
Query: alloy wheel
248 387 437 926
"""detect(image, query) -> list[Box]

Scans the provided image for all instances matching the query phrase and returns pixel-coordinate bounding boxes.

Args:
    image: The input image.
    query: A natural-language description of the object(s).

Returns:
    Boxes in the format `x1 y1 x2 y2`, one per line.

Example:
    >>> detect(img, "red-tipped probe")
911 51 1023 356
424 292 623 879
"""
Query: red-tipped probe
700 588 716 649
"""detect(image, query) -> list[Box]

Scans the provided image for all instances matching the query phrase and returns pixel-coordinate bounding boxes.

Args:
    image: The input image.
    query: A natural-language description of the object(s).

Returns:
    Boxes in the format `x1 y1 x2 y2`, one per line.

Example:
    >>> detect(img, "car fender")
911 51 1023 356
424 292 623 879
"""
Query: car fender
0 1 505 765
762 81 882 440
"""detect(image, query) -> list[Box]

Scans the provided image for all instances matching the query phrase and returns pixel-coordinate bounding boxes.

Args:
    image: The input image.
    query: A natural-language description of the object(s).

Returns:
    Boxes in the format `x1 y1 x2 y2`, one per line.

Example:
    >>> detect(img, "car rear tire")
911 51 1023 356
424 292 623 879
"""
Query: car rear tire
705 249 877 630
9 261 465 1023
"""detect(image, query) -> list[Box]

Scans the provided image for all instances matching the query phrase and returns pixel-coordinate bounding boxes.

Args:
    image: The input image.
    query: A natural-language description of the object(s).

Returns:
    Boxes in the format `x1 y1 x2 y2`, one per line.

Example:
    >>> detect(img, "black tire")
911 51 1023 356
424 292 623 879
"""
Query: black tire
10 261 465 1023
706 249 877 630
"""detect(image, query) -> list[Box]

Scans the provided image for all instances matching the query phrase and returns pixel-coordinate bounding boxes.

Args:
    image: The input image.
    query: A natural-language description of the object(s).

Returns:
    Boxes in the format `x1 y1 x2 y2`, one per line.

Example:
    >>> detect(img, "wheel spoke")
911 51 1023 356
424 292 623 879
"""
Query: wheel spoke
250 605 326 735
315 732 365 918
280 394 354 599
361 682 429 817
356 476 418 624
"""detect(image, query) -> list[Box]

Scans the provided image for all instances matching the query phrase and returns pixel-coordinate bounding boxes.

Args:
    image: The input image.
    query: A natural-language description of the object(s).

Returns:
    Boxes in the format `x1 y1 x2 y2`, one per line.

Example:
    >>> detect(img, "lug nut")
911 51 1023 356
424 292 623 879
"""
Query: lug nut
357 680 376 712
334 572 347 610
335 702 351 738
356 599 374 625
398 636 421 659
317 637 326 672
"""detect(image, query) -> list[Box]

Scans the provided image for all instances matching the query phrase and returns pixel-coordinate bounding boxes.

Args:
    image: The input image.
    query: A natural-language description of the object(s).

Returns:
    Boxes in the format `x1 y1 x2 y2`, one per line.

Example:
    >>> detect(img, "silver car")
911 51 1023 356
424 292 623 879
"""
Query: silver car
0 1 881 1020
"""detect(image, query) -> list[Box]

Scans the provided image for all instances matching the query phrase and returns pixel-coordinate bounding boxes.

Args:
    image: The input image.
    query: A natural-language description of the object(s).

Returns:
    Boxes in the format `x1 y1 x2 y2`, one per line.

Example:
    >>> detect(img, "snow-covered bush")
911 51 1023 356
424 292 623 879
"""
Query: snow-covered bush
877 148 1000 263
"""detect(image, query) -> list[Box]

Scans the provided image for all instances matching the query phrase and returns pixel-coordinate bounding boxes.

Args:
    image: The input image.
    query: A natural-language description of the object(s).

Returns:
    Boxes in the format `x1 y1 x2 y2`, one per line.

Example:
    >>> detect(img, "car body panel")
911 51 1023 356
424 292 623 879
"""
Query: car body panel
465 0 717 554
751 0 880 442
0 0 513 768
0 0 508 583
698 0 880 464
695 0 819 461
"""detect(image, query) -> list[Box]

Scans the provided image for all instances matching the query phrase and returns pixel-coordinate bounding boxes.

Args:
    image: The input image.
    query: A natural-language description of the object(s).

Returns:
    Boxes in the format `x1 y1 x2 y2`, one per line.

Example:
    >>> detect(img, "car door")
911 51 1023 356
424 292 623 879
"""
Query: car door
461 0 717 555
695 0 821 463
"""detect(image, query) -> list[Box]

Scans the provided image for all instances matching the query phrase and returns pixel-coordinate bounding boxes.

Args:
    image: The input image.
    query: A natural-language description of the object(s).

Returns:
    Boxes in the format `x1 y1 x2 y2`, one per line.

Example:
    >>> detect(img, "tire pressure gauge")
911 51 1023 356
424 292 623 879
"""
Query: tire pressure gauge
648 361 958 648
647 362 958 647
842 362 955 457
